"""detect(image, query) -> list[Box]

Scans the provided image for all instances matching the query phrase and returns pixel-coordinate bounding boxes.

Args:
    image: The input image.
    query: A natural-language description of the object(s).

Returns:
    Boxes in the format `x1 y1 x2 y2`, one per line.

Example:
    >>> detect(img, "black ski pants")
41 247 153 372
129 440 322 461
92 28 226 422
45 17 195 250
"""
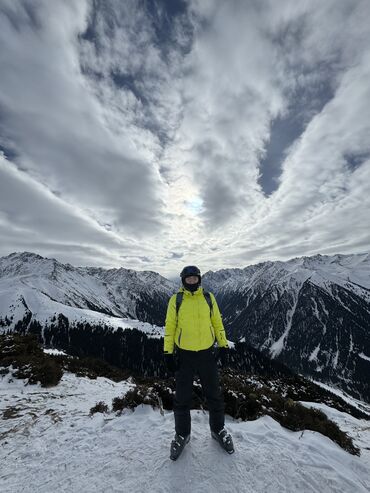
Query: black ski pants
173 345 225 436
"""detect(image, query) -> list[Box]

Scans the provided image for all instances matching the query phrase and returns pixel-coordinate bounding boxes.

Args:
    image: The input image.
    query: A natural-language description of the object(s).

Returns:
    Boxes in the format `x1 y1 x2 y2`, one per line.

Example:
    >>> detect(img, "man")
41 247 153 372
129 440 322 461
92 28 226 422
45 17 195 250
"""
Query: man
164 265 234 460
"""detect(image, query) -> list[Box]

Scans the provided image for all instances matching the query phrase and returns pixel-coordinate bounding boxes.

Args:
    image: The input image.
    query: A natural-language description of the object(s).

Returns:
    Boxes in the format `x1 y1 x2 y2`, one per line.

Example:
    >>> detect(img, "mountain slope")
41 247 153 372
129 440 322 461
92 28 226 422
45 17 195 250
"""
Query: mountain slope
0 251 174 329
203 253 370 402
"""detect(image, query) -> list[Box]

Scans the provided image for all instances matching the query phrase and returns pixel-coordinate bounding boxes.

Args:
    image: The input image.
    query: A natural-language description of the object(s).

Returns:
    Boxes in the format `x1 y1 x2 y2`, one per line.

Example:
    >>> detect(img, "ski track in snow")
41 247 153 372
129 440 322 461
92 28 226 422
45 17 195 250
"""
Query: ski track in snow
1 373 369 493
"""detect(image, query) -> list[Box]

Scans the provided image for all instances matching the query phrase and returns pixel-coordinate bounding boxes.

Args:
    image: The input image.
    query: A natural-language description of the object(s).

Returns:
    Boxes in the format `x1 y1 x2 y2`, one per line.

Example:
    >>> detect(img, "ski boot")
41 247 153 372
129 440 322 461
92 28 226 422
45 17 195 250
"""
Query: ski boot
170 433 190 461
211 428 234 454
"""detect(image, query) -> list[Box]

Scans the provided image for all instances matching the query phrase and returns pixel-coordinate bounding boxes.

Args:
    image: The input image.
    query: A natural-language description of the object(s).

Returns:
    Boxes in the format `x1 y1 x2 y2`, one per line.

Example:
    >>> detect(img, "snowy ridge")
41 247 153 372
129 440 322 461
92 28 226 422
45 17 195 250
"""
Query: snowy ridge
0 251 175 333
204 253 370 298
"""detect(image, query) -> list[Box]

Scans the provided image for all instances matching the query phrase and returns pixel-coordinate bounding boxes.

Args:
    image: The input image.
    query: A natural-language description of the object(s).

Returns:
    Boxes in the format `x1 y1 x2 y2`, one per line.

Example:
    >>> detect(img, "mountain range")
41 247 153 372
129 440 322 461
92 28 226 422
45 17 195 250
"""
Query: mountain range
202 253 370 401
0 251 369 401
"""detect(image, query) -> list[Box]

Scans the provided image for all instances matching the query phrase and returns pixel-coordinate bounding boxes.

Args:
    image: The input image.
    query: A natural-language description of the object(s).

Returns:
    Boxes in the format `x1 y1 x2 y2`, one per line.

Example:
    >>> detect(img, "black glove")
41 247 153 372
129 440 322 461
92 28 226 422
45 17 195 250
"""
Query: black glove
164 353 178 373
216 347 229 367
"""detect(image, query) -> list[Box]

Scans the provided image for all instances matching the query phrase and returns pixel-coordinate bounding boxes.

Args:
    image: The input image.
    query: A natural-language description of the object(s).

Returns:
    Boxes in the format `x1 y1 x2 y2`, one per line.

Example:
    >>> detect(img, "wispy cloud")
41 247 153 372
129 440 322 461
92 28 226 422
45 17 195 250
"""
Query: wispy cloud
0 0 369 277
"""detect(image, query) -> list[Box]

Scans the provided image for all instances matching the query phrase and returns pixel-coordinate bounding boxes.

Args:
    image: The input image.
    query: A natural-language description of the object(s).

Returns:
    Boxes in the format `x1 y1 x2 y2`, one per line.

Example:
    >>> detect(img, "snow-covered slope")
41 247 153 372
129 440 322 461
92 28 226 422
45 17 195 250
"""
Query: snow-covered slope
203 253 370 402
0 370 369 493
0 251 175 332
204 253 370 297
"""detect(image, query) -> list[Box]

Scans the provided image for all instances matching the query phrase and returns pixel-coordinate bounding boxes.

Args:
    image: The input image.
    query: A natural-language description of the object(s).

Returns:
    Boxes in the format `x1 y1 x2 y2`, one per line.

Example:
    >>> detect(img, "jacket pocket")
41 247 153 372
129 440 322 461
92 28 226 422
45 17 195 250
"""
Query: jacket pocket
209 325 215 341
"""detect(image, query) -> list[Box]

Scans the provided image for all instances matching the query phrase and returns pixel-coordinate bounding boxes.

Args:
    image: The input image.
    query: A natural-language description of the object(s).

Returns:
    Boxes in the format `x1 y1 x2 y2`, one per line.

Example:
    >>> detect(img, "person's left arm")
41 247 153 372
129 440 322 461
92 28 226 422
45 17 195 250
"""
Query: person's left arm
210 293 228 348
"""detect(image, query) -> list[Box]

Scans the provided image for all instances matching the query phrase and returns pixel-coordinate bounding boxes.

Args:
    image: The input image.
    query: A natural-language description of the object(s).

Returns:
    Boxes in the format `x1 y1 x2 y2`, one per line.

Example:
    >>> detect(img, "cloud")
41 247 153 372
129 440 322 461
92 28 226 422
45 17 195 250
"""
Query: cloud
1 0 370 278
167 0 370 269
0 0 166 237
0 153 144 266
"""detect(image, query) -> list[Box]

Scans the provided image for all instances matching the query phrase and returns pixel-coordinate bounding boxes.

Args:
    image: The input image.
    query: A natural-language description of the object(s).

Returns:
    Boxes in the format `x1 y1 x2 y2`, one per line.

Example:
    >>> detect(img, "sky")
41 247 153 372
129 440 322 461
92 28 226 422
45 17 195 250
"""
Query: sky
0 0 370 279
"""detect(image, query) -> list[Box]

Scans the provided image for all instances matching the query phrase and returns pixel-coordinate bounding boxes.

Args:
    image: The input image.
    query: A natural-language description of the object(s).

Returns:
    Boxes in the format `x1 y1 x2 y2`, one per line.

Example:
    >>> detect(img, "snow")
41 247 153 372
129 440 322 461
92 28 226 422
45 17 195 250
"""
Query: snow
319 298 330 318
332 348 339 369
309 344 320 362
349 332 354 353
205 252 370 305
0 277 163 338
310 380 370 417
0 251 175 334
358 352 370 362
43 348 68 356
299 401 370 469
311 297 327 334
270 289 300 358
1 372 369 493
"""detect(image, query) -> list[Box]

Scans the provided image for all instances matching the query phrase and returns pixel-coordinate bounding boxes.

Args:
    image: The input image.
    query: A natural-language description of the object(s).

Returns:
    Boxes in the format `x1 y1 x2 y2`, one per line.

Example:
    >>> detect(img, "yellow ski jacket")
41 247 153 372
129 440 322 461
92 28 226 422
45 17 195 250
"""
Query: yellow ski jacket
164 286 229 354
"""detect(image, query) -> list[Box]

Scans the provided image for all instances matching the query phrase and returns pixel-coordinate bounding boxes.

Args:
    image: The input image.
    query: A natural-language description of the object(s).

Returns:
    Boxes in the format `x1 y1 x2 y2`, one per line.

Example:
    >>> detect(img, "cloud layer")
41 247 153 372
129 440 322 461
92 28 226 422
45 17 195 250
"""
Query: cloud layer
1 0 369 277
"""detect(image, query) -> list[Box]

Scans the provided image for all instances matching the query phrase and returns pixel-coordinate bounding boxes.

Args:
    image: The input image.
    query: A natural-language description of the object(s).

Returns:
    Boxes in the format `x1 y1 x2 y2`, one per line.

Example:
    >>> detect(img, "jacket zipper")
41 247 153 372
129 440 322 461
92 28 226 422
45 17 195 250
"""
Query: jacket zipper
178 328 183 346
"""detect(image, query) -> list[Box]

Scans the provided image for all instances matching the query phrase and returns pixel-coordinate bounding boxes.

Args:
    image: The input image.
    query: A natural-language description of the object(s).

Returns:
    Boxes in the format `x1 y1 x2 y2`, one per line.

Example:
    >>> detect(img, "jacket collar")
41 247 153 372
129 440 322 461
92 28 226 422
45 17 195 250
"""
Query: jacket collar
179 285 204 296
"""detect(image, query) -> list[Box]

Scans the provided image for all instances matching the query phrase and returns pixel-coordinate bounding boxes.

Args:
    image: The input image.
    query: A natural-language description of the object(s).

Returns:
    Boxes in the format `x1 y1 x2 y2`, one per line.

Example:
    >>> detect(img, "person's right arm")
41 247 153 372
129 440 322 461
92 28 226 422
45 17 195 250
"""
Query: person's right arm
164 294 176 354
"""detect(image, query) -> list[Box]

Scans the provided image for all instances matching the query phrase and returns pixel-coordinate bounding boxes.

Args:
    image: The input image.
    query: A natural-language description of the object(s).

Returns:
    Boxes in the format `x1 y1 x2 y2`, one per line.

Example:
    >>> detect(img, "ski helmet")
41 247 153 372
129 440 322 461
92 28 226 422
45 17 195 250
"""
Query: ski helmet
180 265 201 279
180 265 201 292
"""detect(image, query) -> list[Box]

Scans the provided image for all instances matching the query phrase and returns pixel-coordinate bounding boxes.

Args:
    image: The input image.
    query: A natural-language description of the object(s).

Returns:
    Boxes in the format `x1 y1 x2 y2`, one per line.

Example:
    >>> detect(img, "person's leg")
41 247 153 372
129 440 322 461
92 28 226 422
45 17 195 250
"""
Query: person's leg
197 347 225 433
173 349 194 436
